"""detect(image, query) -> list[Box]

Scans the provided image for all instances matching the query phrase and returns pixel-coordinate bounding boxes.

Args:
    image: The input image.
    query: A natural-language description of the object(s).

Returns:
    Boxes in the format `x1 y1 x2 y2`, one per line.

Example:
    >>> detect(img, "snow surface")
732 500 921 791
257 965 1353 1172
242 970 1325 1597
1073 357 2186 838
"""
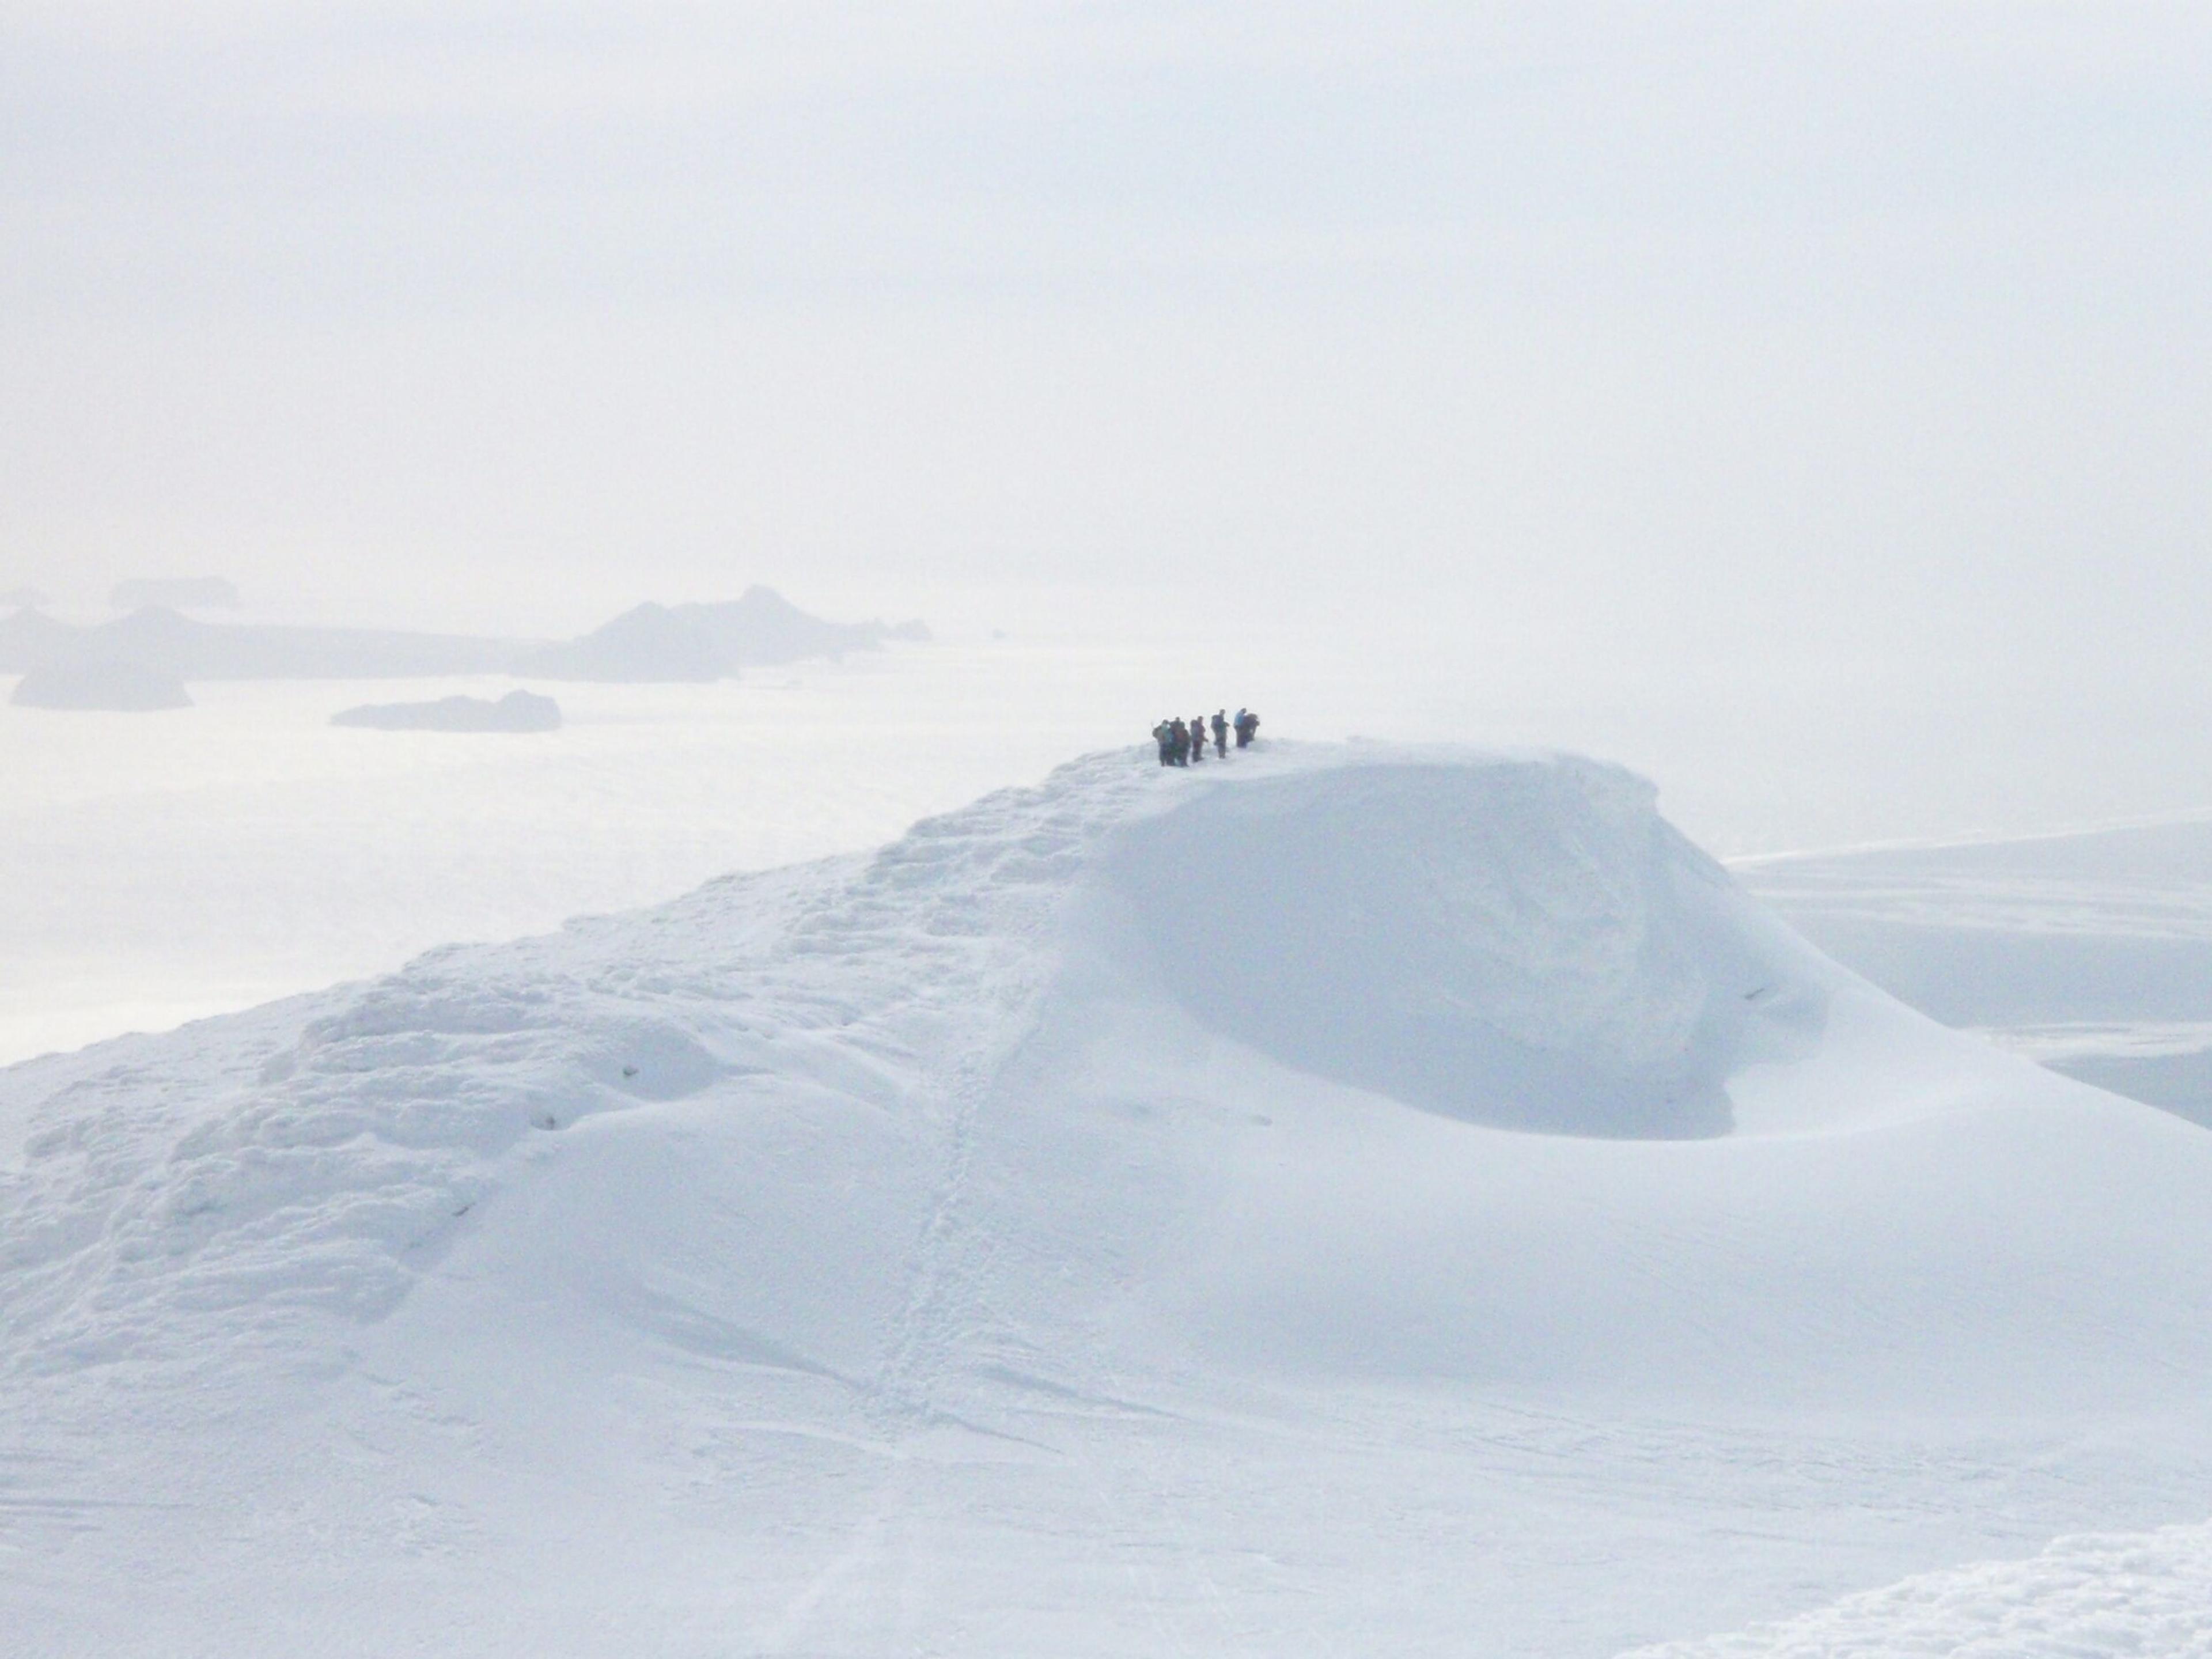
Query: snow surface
1743 819 2212 1129
1623 1520 2212 1657
6 743 2212 1655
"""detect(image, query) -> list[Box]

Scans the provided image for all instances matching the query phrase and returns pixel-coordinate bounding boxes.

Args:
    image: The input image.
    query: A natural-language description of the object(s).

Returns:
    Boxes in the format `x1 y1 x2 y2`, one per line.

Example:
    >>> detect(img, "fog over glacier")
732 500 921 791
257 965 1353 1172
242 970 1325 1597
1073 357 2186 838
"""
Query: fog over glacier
5 5 2212 1656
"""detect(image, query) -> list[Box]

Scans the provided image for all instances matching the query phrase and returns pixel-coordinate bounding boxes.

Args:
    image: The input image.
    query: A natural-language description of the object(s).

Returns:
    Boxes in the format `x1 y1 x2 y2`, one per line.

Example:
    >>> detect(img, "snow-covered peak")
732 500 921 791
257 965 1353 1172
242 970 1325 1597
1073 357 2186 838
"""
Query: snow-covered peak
0 743 2143 1377
7 743 2212 1655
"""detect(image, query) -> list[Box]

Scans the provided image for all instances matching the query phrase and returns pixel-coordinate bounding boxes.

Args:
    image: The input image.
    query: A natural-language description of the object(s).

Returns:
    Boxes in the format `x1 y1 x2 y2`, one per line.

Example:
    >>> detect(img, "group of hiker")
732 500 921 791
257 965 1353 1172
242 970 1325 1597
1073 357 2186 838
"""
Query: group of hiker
1152 709 1259 766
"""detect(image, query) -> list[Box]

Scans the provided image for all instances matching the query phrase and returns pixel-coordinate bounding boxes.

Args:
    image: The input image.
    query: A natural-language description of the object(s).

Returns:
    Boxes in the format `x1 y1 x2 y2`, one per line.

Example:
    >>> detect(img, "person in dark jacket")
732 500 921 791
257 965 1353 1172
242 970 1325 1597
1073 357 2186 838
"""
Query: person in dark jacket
1211 710 1229 757
1234 708 1259 748
1169 717 1191 765
1153 719 1175 766
1188 713 1206 762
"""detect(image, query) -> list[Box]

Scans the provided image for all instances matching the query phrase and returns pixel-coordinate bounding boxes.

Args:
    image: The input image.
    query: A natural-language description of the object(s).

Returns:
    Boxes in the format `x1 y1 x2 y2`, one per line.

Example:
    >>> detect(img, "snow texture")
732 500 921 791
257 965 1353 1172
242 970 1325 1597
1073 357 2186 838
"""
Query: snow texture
331 689 562 732
1624 1520 2212 1657
4 744 2211 1656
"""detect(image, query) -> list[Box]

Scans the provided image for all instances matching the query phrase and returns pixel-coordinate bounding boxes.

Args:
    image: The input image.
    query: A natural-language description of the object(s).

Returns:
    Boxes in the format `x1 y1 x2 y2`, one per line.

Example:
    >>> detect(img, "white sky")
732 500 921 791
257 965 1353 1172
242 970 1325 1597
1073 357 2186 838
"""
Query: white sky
3 3 2209 707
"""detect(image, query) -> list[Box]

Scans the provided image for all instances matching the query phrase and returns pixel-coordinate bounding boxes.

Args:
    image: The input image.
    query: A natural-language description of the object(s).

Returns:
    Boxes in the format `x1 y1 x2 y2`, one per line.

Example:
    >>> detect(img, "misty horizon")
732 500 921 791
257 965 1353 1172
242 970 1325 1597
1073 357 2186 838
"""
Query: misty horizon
7 7 2212 1655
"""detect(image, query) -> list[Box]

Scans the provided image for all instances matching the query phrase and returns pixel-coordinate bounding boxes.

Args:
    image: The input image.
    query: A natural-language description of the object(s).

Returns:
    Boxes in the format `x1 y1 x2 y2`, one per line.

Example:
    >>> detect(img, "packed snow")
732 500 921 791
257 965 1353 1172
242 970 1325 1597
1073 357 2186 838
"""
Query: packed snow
6 743 2212 1656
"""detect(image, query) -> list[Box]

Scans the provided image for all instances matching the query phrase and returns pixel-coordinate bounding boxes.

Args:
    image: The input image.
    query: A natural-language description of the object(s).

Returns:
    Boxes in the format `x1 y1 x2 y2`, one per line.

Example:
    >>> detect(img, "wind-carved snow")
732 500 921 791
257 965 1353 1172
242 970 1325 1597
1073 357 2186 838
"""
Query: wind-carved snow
1623 1520 2212 1657
3 744 2212 1656
1105 760 1825 1135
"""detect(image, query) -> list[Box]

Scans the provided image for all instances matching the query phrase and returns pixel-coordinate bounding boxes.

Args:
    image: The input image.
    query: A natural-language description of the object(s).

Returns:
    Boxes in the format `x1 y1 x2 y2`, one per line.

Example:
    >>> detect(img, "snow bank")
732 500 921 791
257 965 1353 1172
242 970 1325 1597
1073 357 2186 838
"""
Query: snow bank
331 689 562 732
5 744 2211 1655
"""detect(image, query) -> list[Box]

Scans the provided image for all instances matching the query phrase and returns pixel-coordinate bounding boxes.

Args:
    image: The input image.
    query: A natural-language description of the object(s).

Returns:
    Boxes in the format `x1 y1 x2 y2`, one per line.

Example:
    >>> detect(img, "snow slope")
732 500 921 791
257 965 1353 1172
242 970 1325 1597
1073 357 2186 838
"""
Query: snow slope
1741 819 2212 1129
5 744 2212 1656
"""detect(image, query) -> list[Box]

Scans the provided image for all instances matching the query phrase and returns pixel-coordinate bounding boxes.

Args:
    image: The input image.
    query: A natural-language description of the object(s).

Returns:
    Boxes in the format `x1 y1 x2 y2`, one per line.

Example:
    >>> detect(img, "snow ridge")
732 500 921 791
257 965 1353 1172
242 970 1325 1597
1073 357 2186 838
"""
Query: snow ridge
0 749 1151 1380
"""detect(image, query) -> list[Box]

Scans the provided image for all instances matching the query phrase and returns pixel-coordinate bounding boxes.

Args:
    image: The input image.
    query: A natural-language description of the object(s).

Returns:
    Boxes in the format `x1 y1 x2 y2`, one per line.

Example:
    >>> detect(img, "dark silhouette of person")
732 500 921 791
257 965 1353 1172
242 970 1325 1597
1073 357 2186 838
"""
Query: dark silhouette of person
1234 708 1259 748
1153 719 1175 766
1169 717 1191 765
1211 710 1228 757
1188 713 1206 762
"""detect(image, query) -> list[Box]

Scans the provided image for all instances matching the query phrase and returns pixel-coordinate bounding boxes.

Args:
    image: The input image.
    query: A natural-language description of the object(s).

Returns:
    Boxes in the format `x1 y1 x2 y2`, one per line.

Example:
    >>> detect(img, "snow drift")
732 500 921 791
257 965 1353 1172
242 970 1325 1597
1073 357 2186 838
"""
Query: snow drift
5 744 2212 1657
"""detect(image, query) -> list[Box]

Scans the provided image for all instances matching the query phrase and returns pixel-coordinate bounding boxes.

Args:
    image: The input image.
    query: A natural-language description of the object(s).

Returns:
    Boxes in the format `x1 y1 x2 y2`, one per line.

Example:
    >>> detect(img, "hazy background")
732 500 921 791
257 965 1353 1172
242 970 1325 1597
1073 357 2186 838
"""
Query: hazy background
5 2 2211 845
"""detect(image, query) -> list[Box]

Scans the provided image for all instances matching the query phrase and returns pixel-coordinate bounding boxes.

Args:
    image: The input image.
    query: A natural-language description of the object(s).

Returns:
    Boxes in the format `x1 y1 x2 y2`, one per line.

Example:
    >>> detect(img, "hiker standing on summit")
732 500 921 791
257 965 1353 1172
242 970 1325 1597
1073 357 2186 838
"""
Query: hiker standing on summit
1148 709 1252 763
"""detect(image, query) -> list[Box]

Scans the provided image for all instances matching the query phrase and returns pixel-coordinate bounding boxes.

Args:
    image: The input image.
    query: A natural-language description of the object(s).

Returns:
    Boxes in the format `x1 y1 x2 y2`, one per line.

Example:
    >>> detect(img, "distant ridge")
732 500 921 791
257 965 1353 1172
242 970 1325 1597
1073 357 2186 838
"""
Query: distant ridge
0 588 929 684
12 658 192 711
515 587 932 682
